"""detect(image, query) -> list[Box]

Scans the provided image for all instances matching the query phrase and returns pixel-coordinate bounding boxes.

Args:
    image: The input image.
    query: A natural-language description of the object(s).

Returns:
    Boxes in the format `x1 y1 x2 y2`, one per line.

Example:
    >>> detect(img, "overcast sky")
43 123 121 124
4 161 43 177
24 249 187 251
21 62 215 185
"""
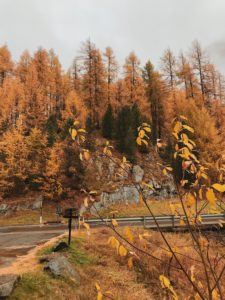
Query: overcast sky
1 0 225 73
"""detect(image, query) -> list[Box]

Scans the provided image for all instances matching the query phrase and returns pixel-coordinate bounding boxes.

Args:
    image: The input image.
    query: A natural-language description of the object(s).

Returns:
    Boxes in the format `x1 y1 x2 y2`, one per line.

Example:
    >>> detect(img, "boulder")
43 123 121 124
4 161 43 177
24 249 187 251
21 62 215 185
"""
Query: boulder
0 274 19 298
44 254 80 284
0 204 8 215
132 165 144 183
32 195 43 210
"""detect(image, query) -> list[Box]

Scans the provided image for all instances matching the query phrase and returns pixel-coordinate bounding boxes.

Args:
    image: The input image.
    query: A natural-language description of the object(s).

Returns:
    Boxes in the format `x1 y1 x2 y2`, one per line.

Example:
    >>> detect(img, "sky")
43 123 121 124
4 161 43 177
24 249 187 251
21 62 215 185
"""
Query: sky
0 0 225 73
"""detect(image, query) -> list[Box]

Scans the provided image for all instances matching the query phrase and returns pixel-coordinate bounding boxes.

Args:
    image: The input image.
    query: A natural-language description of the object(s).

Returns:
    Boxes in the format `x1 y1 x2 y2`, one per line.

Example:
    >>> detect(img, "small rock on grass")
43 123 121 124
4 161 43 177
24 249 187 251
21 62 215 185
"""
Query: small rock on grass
0 274 19 298
44 254 80 285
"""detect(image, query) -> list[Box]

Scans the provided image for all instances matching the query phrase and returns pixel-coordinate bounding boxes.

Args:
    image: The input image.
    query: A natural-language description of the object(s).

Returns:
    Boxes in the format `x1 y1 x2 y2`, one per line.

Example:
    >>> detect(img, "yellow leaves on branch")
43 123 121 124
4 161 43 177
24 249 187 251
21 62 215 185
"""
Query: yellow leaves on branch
159 275 178 300
69 120 86 144
136 123 151 146
108 236 129 258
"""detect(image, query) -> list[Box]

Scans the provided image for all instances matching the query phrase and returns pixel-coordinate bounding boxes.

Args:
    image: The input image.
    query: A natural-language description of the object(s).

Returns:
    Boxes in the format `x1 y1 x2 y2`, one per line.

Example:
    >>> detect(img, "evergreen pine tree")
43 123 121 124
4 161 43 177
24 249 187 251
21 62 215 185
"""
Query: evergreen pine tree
102 104 114 139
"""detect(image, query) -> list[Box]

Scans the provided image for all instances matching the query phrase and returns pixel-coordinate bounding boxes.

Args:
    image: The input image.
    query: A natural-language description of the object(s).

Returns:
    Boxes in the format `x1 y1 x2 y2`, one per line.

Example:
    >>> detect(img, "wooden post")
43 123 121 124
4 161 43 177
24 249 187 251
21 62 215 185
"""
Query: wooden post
68 209 72 246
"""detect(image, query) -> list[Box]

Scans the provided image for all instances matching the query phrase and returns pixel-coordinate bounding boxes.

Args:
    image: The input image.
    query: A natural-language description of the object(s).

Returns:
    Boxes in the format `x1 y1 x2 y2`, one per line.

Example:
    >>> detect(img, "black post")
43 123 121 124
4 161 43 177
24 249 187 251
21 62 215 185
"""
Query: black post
68 209 72 245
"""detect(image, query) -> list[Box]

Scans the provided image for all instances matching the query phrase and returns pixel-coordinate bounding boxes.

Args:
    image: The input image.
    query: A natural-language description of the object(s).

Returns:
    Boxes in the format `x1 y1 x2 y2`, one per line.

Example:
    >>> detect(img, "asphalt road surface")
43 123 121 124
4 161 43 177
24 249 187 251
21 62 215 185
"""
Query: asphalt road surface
0 213 224 269
0 225 66 268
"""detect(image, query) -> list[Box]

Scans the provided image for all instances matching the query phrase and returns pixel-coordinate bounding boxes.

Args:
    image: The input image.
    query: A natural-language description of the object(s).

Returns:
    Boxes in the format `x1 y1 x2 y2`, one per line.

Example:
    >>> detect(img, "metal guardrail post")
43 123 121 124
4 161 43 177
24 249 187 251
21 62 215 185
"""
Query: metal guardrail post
143 216 146 228
172 215 175 228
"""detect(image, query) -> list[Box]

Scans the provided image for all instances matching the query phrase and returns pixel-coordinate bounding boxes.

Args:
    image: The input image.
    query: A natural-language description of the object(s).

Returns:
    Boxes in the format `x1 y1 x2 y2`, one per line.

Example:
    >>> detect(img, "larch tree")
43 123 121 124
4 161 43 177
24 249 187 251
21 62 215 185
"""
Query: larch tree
0 126 29 194
143 61 166 144
48 49 63 116
190 40 209 104
0 45 13 87
160 48 177 97
178 52 197 99
26 127 48 188
103 47 118 105
123 52 147 110
80 40 107 127
0 77 26 128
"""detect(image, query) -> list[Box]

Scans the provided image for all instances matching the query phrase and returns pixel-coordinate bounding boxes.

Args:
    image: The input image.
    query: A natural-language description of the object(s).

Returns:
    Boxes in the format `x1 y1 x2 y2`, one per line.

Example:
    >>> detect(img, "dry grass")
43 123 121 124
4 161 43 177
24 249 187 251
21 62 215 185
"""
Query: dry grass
98 199 223 218
0 210 61 226
8 226 225 299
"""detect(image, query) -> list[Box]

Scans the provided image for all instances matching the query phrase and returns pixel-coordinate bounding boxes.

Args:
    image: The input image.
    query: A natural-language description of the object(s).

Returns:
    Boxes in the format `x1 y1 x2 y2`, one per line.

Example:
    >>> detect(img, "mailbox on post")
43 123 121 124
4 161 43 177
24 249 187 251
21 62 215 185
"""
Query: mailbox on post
63 208 80 245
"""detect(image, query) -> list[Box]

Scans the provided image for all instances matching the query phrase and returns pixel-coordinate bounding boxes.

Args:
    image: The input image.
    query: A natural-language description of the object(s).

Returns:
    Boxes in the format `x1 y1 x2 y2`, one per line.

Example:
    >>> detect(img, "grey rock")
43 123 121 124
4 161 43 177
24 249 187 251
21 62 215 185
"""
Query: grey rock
0 204 8 214
0 274 19 298
32 195 43 210
95 159 103 180
108 161 116 179
44 254 80 284
132 165 144 183
101 185 139 205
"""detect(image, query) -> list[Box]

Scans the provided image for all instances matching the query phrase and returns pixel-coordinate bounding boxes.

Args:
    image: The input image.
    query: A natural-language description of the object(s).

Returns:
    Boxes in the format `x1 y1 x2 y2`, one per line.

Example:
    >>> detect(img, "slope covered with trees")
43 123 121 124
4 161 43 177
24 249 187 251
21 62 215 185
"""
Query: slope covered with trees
0 40 224 198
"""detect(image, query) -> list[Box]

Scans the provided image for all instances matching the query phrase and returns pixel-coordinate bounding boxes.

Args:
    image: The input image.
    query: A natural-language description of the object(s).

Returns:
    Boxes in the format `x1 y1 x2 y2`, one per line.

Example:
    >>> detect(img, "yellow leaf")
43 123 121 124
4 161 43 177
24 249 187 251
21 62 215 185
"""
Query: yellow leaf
201 173 208 180
141 139 148 146
139 129 145 138
118 245 128 257
166 166 173 171
124 227 133 243
112 219 118 227
83 151 90 161
206 188 216 206
159 275 178 300
180 115 188 121
181 133 189 145
163 169 167 175
95 283 101 291
182 124 194 133
97 292 103 300
71 128 77 140
127 257 133 269
108 236 120 251
174 121 182 133
136 137 142 145
143 126 151 132
78 128 86 133
199 188 203 200
212 183 225 193
187 193 196 207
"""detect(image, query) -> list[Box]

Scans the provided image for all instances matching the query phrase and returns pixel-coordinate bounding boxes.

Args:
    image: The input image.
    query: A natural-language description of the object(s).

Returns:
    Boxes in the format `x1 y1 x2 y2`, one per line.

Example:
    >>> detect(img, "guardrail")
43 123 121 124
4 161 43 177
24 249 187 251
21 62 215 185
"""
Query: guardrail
84 213 225 229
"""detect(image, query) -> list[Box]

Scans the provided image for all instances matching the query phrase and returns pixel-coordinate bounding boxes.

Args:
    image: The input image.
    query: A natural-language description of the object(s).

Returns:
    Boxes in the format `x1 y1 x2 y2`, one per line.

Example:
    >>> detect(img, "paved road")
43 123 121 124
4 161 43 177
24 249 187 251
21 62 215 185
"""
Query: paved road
1 213 224 269
0 225 66 268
